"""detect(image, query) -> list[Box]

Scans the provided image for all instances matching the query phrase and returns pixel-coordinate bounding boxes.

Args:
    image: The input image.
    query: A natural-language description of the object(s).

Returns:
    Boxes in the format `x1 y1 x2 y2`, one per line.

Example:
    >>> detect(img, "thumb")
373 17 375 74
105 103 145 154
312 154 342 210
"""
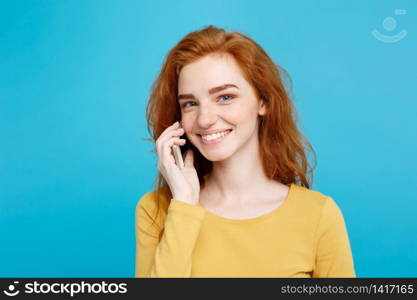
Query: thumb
184 149 194 168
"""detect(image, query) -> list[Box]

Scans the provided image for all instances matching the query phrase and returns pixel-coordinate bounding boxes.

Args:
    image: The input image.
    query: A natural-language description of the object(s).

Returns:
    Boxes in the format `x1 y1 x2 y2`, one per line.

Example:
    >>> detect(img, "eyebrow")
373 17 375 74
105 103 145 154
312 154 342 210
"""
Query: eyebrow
178 84 239 101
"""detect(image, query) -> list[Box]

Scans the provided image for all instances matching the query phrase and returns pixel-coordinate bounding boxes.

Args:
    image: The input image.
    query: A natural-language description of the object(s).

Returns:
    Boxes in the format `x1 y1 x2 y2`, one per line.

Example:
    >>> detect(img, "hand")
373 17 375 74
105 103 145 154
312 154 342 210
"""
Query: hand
156 121 200 205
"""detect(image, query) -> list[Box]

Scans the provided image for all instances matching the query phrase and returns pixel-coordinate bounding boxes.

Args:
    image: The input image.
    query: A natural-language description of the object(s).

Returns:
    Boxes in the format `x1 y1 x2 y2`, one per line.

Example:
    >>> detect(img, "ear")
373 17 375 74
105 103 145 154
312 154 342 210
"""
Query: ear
258 98 267 116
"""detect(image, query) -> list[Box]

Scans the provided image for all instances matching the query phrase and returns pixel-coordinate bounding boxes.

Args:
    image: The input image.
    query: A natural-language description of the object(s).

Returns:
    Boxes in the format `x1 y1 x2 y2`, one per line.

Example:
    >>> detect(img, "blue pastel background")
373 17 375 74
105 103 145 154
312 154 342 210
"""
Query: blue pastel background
1 0 416 277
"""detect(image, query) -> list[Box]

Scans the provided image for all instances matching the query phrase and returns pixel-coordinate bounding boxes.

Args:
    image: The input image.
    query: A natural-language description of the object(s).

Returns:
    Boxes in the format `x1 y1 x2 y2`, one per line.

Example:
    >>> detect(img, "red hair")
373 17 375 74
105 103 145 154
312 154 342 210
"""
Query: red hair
142 25 316 227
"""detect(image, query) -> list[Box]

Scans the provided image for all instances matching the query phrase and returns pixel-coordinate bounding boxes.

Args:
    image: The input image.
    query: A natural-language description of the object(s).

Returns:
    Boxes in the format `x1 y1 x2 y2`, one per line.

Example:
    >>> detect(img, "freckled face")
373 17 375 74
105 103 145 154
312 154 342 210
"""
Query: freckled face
178 53 266 161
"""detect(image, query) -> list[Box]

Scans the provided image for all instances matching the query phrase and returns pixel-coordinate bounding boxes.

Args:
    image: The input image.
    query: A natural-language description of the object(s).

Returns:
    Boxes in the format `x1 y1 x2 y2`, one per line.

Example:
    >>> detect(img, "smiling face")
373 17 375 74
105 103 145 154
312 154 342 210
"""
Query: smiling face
178 53 266 162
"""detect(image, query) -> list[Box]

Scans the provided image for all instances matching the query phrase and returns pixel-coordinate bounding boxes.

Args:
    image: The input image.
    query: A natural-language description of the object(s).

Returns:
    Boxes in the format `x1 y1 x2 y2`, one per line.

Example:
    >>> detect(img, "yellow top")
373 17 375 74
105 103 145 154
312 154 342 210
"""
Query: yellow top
135 183 356 277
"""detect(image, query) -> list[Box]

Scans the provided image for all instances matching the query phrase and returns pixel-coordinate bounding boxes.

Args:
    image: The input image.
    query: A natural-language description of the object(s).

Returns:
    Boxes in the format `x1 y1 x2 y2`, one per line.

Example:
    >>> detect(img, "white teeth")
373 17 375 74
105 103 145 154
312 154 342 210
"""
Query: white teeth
202 130 230 141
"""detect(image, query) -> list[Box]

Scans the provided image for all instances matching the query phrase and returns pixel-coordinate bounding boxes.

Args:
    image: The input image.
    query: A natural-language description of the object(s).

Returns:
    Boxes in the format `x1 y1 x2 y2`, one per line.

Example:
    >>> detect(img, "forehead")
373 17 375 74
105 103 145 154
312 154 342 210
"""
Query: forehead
178 53 249 93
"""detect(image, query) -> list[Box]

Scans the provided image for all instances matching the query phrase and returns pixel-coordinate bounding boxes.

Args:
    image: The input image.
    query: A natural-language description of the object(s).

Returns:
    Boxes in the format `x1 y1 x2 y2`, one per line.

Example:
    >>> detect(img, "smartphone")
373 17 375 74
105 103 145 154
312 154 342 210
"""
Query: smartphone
172 125 191 169
172 145 184 169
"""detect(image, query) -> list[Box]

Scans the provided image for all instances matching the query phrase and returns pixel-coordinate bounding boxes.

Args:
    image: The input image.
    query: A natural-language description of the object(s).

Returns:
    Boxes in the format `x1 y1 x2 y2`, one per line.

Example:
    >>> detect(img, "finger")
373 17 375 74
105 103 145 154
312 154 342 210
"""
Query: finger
156 122 178 154
156 121 178 142
158 127 184 155
156 126 184 156
161 136 186 169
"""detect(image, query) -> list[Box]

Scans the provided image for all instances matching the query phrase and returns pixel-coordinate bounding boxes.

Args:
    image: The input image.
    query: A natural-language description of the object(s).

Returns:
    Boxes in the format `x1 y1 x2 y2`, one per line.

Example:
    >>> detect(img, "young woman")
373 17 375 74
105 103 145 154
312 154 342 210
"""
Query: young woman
135 25 355 278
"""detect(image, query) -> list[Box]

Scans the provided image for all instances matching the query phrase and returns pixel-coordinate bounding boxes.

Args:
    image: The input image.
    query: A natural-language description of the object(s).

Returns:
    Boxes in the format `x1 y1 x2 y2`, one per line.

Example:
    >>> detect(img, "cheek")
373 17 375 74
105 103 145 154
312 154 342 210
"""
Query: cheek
226 105 254 124
180 114 191 127
180 117 195 136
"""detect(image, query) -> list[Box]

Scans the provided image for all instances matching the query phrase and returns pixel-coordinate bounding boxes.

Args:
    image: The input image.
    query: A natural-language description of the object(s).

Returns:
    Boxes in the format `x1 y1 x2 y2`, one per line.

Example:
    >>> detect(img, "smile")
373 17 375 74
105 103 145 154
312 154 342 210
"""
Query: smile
198 129 232 145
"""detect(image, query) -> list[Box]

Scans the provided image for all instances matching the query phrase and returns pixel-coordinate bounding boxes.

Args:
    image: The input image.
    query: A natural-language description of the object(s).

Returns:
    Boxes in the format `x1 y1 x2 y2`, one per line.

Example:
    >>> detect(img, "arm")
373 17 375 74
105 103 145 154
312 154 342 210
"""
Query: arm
135 193 206 277
312 196 356 278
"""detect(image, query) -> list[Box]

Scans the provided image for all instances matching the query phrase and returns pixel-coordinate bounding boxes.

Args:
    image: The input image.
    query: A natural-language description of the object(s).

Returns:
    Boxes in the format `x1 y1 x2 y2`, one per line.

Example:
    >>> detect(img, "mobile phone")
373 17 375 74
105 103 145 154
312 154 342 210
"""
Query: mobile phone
172 145 184 169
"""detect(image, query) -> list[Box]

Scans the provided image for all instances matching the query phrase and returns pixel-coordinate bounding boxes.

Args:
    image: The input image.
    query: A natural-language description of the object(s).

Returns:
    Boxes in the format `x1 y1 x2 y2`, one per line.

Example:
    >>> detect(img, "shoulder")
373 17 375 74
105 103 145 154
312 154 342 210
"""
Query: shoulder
136 190 157 212
291 183 330 208
289 183 345 224
135 189 171 228
136 188 170 210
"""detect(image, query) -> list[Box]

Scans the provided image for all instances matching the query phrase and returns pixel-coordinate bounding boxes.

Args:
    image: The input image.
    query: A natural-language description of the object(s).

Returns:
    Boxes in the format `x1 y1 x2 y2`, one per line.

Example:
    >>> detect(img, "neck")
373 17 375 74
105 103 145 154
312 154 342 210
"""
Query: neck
202 133 274 207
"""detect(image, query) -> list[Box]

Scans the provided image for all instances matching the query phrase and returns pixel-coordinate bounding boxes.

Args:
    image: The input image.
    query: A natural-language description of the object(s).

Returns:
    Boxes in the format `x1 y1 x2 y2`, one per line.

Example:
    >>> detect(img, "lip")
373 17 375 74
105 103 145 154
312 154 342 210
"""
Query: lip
197 128 232 136
198 129 232 145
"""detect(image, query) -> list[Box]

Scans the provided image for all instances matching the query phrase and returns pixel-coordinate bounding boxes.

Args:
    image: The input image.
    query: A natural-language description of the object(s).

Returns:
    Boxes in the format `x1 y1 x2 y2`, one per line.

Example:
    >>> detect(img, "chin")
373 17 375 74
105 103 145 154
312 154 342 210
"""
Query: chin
199 148 233 162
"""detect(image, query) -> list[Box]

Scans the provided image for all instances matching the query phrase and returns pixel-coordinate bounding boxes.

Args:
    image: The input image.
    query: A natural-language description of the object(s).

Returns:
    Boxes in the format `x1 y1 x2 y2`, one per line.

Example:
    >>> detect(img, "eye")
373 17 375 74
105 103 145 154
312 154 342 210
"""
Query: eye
181 101 196 108
181 94 235 109
218 94 235 102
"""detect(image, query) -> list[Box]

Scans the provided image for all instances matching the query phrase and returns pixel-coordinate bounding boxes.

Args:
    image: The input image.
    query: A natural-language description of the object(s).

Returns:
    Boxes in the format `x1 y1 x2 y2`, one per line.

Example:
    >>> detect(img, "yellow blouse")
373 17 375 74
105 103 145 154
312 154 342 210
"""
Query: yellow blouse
135 183 356 277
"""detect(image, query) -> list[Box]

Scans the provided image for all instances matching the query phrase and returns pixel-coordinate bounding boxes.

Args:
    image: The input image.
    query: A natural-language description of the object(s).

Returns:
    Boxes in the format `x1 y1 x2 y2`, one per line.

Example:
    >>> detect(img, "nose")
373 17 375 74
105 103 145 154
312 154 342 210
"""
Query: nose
196 102 218 129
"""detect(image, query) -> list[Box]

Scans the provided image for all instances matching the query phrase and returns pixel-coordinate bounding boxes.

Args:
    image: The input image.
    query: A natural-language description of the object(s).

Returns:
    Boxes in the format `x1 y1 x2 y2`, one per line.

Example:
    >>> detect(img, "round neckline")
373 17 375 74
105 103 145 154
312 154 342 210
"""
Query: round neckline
197 183 296 224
